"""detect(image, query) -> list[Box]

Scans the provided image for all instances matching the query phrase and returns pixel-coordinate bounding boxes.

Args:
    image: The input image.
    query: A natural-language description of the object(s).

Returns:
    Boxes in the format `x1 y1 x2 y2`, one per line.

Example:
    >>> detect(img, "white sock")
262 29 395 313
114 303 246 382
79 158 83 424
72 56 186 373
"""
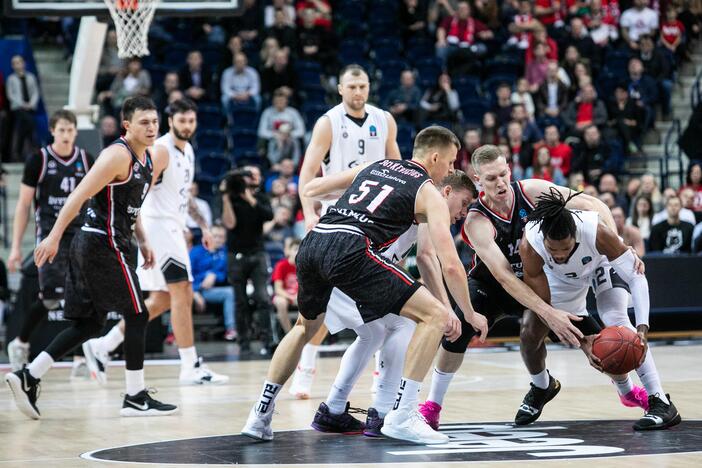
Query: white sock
178 346 198 369
256 380 282 415
13 337 29 346
427 368 455 406
103 325 125 353
374 378 399 417
27 351 54 379
530 369 550 390
612 375 634 395
636 349 668 404
125 369 145 396
393 378 421 412
299 344 318 370
325 336 375 415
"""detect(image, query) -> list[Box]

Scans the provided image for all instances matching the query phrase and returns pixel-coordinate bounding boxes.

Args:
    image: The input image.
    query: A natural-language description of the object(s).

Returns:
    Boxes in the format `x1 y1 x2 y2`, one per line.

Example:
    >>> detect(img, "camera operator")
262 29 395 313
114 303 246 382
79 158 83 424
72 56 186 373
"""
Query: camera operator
221 165 275 354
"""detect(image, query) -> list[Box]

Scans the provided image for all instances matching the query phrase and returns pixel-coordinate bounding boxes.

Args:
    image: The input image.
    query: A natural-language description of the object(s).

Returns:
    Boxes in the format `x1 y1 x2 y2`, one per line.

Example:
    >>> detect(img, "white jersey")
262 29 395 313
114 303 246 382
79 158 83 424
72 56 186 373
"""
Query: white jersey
141 133 195 229
321 103 389 213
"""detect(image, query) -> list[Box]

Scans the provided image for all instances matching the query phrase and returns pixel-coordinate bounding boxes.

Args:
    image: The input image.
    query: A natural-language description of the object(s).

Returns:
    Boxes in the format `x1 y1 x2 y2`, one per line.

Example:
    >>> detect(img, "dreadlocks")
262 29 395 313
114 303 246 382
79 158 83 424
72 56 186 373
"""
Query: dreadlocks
526 187 583 240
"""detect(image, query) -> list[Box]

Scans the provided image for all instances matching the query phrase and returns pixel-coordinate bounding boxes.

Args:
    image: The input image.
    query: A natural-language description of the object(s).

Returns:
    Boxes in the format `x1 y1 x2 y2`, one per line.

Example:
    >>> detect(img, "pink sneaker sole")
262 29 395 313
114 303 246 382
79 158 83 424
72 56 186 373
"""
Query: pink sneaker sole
418 400 442 431
619 386 649 411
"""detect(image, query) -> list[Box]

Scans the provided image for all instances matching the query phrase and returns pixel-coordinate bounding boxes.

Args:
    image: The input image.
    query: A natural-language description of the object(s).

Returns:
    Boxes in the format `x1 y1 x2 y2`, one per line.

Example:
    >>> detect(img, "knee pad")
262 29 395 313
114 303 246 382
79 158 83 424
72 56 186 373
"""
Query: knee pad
42 299 61 310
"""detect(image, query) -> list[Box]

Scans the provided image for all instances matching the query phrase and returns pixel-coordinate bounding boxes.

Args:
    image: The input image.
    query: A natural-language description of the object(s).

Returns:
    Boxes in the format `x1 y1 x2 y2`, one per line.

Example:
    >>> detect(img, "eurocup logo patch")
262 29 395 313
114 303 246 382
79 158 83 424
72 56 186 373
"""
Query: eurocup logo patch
369 125 378 138
519 208 528 221
582 256 592 265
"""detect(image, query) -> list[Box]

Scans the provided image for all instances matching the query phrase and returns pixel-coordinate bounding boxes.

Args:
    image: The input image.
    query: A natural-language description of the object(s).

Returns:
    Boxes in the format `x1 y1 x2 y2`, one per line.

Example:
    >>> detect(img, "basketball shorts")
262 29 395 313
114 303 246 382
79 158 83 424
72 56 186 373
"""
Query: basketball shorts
296 225 422 322
547 264 630 316
37 233 74 301
64 230 147 321
137 217 193 292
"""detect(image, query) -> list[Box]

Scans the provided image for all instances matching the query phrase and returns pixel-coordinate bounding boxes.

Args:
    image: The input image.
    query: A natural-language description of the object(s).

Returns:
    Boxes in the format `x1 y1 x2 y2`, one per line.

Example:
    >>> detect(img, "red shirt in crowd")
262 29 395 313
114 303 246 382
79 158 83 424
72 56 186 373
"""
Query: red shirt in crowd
534 0 561 26
540 142 572 176
682 184 702 212
440 16 489 45
661 20 685 47
296 0 332 30
272 258 299 297
576 102 594 125
525 35 559 64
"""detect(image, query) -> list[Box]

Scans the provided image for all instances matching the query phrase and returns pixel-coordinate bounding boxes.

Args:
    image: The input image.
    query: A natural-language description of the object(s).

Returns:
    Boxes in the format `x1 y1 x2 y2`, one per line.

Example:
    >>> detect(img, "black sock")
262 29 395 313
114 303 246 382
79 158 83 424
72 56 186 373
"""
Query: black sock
45 317 104 361
18 300 49 343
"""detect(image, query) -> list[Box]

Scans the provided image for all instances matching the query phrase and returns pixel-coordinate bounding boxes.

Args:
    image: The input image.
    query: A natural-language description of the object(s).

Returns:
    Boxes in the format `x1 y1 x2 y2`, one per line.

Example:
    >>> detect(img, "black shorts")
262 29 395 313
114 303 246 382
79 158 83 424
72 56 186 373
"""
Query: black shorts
64 230 147 321
547 315 602 342
442 277 526 353
296 227 422 322
37 234 74 301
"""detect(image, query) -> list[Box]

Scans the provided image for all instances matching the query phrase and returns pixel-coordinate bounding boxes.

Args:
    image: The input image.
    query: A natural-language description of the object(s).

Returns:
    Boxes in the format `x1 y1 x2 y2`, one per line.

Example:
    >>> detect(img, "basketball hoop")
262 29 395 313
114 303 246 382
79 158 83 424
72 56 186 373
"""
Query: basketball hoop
104 0 159 58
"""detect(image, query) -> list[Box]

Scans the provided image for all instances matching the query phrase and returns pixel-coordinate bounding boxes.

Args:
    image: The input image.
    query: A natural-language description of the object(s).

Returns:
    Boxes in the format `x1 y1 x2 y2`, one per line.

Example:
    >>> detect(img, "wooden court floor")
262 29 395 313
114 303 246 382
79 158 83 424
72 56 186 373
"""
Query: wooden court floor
1 343 701 467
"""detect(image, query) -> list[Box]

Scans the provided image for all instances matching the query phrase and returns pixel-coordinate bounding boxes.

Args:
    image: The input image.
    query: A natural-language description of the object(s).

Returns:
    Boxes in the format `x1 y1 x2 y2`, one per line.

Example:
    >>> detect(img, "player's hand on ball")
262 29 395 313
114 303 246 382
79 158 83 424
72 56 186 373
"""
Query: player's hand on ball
140 242 155 269
547 309 584 348
34 236 59 267
467 311 488 343
580 334 604 372
443 311 462 342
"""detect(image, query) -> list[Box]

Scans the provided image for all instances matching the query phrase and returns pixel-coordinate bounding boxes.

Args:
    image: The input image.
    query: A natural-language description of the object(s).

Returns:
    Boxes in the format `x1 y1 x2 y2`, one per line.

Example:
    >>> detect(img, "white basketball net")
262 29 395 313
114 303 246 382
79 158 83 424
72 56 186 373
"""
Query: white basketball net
104 0 159 58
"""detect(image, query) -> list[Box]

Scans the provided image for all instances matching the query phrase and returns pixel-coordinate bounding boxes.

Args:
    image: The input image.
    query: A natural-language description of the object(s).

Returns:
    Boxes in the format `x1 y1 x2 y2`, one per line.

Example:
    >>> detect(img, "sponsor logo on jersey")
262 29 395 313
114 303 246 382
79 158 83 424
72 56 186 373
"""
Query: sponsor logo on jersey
76 162 83 171
378 160 423 178
582 256 592 265
342 131 349 138
370 169 408 184
127 205 141 217
369 125 377 138
519 208 528 221
48 160 57 169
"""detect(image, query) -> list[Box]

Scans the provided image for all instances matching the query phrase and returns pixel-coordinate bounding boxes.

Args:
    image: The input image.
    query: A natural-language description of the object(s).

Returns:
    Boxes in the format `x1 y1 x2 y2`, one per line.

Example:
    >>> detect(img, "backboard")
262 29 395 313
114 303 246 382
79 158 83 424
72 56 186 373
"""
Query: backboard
4 0 242 17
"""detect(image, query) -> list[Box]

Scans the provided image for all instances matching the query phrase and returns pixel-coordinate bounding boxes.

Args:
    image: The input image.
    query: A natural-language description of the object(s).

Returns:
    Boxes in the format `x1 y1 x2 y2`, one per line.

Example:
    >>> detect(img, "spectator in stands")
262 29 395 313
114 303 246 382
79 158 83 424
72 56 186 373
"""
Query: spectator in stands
435 0 492 68
620 0 659 50
598 173 628 211
265 0 296 28
6 55 40 162
428 0 458 34
660 7 686 63
152 72 180 123
296 0 332 30
682 162 702 212
472 0 501 30
562 83 608 136
649 195 694 254
492 83 514 127
505 120 531 177
385 69 422 126
612 205 645 256
297 6 334 68
266 7 298 54
261 49 298 102
541 125 572 176
258 88 305 147
678 2 701 58
260 37 281 69
269 177 296 211
638 173 664 211
510 103 543 145
456 128 481 171
186 181 213 233
481 111 500 145
506 0 539 49
221 35 245 75
569 171 586 192
572 124 610 183
511 77 536 120
419 73 461 128
628 195 653 242
271 238 300 335
534 0 565 34
101 57 151 114
267 122 302 167
231 0 263 45
400 0 429 43
525 146 567 185
97 29 123 92
265 157 300 191
526 25 559 65
588 8 619 48
652 187 697 226
191 224 237 342
607 83 645 156
99 115 119 148
220 52 261 112
639 34 673 119
179 50 212 103
625 177 642 210
560 45 583 91
0 70 8 162
563 17 598 71
599 191 617 209
221 165 274 354
525 42 550 93
264 205 295 267
536 61 568 118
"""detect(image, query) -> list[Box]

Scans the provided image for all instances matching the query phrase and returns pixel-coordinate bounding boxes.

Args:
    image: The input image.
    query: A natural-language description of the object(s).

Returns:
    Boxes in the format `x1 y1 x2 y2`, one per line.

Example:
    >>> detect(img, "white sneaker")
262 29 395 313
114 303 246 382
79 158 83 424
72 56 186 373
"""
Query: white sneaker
70 357 89 380
179 358 230 385
381 407 450 445
241 404 274 441
82 338 110 386
8 338 29 372
288 366 315 399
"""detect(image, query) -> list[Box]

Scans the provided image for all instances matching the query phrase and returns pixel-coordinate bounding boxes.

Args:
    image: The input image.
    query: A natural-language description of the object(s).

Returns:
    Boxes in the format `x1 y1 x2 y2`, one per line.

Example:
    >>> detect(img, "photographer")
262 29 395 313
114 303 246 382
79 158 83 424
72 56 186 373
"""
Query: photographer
221 165 275 354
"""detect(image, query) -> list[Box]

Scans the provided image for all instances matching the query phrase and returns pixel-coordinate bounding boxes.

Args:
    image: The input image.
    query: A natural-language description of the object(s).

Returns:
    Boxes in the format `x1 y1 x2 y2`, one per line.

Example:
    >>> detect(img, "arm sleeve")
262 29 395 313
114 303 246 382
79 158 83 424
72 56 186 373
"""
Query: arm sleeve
609 249 650 327
22 152 43 187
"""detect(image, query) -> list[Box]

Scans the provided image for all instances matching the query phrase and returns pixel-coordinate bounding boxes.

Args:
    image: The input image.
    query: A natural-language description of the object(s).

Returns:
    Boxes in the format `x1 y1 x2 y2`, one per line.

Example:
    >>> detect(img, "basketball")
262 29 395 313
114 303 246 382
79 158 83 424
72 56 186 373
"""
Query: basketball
592 326 645 375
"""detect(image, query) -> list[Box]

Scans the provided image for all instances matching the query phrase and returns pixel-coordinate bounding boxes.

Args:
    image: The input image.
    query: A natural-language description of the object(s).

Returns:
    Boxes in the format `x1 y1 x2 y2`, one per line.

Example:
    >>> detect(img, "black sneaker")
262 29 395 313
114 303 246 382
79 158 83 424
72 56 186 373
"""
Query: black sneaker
4 367 41 420
120 389 178 417
363 407 384 437
633 394 681 431
515 373 561 426
310 402 366 434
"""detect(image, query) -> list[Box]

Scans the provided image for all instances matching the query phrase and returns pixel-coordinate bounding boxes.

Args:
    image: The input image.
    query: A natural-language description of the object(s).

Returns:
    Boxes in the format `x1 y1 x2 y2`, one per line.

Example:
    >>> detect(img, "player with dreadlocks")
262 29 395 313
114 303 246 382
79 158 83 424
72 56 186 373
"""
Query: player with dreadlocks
520 187 681 430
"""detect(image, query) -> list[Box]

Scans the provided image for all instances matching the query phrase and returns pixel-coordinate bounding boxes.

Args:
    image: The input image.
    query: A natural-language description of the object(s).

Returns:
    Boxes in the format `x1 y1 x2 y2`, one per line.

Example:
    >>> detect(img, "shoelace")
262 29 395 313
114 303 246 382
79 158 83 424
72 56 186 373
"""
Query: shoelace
647 393 667 415
348 407 368 415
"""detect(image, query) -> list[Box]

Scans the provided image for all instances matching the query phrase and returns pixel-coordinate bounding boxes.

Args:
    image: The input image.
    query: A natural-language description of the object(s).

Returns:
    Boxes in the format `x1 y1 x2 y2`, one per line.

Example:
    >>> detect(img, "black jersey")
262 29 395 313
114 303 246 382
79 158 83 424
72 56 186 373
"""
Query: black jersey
320 159 432 249
22 145 93 239
83 138 153 252
462 181 535 284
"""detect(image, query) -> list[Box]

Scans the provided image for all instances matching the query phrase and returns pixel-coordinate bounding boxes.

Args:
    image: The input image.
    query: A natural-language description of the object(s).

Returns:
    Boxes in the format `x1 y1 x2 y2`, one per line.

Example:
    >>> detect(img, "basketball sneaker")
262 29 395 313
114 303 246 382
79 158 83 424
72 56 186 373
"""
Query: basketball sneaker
311 402 365 434
515 373 561 426
70 357 89 380
241 403 275 441
418 400 442 430
82 338 111 386
619 386 649 410
381 407 449 445
120 389 178 417
7 338 29 372
179 358 230 385
5 367 41 420
288 365 315 399
363 407 384 437
633 394 681 431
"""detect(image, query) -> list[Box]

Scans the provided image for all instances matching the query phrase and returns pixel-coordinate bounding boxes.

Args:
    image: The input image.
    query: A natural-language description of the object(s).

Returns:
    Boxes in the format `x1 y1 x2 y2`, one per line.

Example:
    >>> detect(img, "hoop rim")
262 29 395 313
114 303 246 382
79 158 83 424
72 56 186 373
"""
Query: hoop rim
3 0 243 17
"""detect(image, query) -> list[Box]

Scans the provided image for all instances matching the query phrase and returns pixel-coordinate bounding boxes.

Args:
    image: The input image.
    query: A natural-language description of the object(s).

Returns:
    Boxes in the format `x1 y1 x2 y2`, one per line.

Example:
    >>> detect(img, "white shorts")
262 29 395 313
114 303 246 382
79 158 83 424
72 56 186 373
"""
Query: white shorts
324 287 360 334
137 217 193 292
547 265 630 317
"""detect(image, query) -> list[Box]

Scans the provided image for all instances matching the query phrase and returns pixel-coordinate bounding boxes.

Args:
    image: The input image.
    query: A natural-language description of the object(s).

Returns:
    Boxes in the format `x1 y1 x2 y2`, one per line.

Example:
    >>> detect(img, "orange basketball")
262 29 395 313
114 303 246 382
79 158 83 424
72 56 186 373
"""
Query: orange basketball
592 326 645 374
116 0 139 10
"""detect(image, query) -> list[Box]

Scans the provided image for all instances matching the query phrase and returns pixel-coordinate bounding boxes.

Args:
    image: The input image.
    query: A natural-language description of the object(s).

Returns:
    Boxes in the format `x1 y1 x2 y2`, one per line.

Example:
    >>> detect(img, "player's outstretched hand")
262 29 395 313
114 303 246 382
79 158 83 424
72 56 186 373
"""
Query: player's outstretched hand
34 236 59 268
580 334 604 372
8 248 22 273
547 310 584 348
467 311 488 343
201 228 214 251
443 311 462 342
140 242 155 269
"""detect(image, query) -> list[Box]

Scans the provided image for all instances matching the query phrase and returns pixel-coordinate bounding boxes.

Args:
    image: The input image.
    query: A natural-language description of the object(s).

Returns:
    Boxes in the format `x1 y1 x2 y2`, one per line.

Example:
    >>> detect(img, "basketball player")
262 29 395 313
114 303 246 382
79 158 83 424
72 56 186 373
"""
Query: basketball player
302 170 476 436
289 63 401 398
521 189 681 430
7 110 94 371
418 144 626 429
241 126 488 445
82 98 228 386
5 97 177 419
